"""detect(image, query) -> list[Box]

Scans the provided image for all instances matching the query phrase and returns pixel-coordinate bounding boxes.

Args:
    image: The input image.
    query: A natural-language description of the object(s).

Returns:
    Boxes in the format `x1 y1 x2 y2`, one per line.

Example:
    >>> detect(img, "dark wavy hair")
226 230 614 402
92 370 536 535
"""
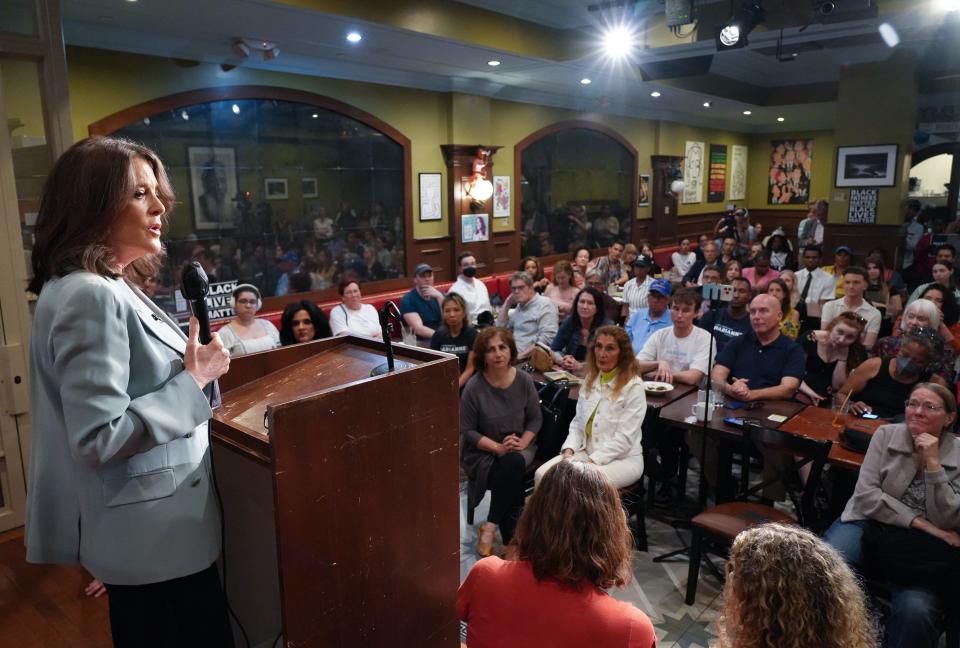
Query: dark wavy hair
28 136 176 294
472 327 517 372
920 283 960 327
513 459 633 589
279 300 332 345
569 287 606 332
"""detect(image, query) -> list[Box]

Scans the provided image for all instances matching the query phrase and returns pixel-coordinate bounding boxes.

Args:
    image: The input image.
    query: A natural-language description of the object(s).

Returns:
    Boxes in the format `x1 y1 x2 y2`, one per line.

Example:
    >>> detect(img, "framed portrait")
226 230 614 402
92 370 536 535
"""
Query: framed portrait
493 176 510 218
682 141 705 204
768 139 813 204
264 178 288 200
638 174 651 207
188 146 239 230
835 144 898 187
462 213 489 243
301 177 318 198
729 145 748 200
419 172 442 221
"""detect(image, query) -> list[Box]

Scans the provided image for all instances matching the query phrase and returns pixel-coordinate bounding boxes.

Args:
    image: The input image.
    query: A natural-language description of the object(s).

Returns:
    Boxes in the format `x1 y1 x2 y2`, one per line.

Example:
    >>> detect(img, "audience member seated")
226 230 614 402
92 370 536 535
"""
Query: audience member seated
838 328 947 420
584 269 623 323
543 260 578 319
694 234 710 262
697 265 724 316
625 278 673 353
722 259 742 283
742 242 764 268
571 247 591 288
593 241 629 287
217 283 280 356
399 263 444 341
497 272 559 361
461 327 541 556
278 300 333 346
430 293 477 389
825 382 960 648
329 280 384 341
550 287 610 375
741 252 780 291
795 245 836 320
764 227 795 271
697 277 753 353
821 266 882 349
622 243 639 279
911 284 960 355
866 255 903 330
874 298 956 383
639 244 662 276
797 311 867 406
766 278 800 340
823 245 853 298
636 288 713 385
622 254 655 319
720 523 877 648
671 237 697 279
908 259 960 306
535 326 646 488
779 268 800 311
458 460 656 648
520 256 550 294
450 251 493 324
719 237 740 267
683 241 720 287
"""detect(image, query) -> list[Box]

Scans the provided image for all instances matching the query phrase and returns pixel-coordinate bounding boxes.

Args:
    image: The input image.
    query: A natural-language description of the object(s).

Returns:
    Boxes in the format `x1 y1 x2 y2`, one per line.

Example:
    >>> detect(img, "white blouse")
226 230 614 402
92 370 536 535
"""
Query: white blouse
217 319 280 357
329 303 384 341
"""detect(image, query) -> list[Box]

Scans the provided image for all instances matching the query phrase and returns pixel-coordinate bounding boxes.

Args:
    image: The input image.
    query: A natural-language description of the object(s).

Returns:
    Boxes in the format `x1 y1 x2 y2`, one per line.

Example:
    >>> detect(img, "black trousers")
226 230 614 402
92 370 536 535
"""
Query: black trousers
104 562 234 648
486 452 527 544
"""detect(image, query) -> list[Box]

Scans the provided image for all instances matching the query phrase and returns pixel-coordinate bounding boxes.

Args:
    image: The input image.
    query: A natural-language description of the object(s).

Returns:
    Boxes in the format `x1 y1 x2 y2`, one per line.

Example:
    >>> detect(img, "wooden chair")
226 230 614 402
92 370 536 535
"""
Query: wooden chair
619 480 648 552
684 424 832 605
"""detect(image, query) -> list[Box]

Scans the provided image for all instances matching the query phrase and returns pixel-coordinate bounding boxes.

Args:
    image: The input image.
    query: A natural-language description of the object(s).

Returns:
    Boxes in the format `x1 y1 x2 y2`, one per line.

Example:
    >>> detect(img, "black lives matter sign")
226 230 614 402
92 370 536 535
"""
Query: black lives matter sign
205 280 239 320
847 188 878 224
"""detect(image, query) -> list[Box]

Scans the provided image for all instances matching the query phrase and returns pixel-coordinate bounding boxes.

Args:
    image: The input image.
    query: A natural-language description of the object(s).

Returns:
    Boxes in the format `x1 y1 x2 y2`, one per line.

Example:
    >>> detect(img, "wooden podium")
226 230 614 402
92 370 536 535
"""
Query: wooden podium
210 335 461 647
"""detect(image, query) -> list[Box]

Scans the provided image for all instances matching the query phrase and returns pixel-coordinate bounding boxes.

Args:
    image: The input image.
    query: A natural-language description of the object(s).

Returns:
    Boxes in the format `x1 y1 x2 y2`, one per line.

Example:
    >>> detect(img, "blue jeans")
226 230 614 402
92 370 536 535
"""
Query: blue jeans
824 519 944 648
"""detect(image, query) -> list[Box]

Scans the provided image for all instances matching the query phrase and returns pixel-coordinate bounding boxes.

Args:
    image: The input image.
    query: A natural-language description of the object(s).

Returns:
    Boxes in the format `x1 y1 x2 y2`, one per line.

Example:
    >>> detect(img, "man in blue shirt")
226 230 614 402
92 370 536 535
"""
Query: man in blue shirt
399 263 444 341
625 279 672 353
697 277 753 353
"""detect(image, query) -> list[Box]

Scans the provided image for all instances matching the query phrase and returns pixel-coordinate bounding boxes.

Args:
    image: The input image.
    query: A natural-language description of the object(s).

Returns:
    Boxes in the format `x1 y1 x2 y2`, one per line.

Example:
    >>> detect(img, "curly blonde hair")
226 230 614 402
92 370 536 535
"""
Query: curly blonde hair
718 523 877 648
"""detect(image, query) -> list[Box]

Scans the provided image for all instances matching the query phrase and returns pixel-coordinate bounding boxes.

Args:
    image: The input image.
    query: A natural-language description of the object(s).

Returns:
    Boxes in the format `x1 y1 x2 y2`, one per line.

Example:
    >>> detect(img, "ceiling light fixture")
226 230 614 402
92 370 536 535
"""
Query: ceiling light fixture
232 38 279 61
937 0 960 10
743 110 752 115
312 113 319 118
878 22 900 47
180 110 189 121
580 78 592 85
777 116 785 122
703 101 711 107
346 31 362 43
601 24 635 60
487 60 501 67
716 1 764 51
651 91 661 97
232 104 241 115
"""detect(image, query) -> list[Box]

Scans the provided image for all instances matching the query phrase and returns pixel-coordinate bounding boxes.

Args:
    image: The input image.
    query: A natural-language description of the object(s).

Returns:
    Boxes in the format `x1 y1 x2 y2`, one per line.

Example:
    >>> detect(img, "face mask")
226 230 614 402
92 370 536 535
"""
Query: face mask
895 356 921 377
463 266 477 278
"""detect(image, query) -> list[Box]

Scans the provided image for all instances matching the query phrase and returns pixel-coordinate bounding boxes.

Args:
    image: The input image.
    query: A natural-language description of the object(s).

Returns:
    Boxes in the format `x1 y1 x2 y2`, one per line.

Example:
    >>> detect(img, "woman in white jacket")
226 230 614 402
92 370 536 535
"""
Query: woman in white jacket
535 325 647 488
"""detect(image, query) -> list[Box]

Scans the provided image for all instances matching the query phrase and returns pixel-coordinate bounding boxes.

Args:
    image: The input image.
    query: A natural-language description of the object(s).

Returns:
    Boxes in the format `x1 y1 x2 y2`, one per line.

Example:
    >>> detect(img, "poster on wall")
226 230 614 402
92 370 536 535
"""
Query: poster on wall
708 144 728 203
729 144 748 201
835 144 898 187
638 174 651 207
462 213 489 243
188 146 239 230
768 139 813 205
418 172 442 221
493 176 511 218
847 188 879 224
683 141 705 204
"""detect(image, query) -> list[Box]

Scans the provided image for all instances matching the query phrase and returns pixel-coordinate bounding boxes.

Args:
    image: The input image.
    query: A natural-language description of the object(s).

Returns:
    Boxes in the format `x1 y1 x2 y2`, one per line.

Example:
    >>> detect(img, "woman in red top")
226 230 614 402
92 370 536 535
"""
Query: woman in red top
457 460 656 648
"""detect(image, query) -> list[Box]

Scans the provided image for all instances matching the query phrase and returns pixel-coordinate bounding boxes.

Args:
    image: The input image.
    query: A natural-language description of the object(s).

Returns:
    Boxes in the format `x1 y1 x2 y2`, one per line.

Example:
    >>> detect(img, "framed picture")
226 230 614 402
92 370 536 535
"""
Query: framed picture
188 146 239 230
835 144 898 187
419 172 442 221
265 178 288 200
768 139 813 204
301 177 318 198
682 141 705 204
729 145 748 200
638 174 650 207
493 176 510 218
462 213 489 243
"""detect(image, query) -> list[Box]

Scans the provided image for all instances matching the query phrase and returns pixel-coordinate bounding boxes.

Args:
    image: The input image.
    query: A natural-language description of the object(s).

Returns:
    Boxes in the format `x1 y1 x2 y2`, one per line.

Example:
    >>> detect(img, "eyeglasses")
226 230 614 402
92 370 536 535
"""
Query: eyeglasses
905 399 945 413
510 285 526 292
236 299 258 305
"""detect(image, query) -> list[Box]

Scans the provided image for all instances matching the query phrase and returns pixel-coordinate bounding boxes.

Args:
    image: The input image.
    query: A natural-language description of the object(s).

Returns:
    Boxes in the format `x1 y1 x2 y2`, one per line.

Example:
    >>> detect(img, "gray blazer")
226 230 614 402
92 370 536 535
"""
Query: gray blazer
25 272 220 585
842 423 960 530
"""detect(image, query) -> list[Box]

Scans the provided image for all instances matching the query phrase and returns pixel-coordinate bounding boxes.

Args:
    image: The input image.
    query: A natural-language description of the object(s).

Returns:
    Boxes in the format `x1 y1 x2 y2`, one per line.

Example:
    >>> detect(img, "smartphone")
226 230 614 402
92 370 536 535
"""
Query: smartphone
725 401 746 410
861 412 879 420
723 417 745 426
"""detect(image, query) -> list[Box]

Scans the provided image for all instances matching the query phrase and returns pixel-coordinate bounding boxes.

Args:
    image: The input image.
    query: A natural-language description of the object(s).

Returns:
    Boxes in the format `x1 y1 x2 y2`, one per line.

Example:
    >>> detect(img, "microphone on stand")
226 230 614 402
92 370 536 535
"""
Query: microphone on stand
181 261 212 344
370 300 413 377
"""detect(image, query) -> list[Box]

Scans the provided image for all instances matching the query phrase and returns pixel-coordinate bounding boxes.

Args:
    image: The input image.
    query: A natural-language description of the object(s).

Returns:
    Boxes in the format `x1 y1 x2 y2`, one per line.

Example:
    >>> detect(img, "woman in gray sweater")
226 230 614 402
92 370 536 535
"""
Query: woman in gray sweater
460 327 541 557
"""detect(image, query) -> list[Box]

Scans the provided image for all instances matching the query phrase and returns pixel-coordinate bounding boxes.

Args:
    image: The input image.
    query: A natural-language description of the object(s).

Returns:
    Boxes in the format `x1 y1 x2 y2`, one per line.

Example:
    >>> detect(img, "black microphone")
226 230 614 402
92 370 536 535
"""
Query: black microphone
181 261 212 345
370 300 412 377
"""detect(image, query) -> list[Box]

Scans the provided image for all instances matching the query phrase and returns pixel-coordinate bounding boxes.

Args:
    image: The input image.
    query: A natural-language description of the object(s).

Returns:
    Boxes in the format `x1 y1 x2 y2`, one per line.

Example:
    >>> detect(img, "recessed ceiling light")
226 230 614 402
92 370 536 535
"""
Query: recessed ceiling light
346 31 362 43
312 113 319 119
651 91 661 98
487 60 501 67
180 110 189 121
743 110 752 115
878 22 900 48
232 104 241 115
580 78 592 85
777 116 785 122
703 101 711 108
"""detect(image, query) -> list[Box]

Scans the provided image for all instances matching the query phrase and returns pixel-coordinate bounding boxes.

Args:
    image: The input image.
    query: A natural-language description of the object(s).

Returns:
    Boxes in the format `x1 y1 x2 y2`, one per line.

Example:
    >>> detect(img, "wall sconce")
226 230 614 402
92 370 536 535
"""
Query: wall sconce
465 148 494 203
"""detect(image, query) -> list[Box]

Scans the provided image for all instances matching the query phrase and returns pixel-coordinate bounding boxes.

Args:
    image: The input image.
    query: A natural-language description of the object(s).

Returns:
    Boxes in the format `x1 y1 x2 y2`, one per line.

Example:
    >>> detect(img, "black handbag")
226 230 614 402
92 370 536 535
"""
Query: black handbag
534 381 572 462
862 521 960 596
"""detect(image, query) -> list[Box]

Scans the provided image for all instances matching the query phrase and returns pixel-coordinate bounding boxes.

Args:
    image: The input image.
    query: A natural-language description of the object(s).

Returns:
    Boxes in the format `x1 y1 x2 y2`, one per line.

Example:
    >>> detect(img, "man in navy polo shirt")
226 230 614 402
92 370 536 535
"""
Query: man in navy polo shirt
711 293 805 401
400 263 444 341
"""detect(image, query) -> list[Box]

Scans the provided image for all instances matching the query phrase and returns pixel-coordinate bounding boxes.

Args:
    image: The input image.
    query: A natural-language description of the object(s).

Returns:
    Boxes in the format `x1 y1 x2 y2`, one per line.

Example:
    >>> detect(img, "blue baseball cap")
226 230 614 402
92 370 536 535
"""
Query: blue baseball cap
278 250 299 263
650 278 672 297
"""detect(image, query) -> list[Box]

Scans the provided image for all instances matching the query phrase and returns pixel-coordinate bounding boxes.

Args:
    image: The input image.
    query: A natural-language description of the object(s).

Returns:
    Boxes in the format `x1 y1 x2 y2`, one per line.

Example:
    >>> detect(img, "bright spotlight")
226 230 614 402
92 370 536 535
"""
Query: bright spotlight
716 1 764 51
346 31 362 43
878 22 900 47
719 25 741 47
231 103 240 115
602 25 635 59
936 0 960 10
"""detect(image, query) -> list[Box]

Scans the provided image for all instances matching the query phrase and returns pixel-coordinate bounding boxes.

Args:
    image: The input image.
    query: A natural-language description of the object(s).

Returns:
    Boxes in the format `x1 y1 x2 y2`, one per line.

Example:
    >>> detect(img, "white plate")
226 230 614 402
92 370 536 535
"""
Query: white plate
644 381 674 394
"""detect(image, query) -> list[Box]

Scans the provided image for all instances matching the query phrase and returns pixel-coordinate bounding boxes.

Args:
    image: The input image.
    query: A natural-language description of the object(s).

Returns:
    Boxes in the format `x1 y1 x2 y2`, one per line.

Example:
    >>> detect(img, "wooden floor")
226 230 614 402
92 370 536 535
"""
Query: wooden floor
0 528 112 647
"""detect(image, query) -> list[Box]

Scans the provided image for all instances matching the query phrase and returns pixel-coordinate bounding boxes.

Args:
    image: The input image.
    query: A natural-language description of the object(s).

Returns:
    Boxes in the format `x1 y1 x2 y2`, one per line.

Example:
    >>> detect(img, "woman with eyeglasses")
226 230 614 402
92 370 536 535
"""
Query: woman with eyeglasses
837 328 948 419
874 298 956 384
825 382 960 648
217 283 280 356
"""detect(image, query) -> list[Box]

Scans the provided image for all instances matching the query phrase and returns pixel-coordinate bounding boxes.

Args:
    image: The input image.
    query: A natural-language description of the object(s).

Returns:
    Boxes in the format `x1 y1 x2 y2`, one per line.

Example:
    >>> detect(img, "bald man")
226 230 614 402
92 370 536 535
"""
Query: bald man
711 293 805 402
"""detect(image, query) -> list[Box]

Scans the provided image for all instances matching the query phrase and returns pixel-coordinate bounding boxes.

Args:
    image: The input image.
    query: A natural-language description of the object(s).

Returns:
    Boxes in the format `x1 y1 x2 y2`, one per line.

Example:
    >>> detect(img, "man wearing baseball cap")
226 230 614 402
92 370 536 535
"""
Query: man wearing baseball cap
622 254 655 319
624 278 673 353
823 245 853 298
399 263 445 341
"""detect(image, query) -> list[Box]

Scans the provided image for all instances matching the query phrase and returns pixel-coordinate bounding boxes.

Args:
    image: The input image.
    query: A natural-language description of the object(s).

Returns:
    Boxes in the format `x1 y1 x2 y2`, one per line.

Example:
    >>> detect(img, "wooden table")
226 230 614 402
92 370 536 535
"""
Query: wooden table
659 392 807 437
779 406 883 470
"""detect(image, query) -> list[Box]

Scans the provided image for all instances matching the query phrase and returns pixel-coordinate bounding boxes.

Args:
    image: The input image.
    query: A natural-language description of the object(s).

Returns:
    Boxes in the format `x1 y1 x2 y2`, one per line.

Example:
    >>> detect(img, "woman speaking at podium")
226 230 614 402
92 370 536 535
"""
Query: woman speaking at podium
24 137 233 647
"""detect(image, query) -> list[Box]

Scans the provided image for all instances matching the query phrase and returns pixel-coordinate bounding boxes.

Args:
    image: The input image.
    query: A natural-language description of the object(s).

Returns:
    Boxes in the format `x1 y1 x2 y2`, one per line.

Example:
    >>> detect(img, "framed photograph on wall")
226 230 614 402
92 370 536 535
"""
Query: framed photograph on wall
264 178 288 200
835 144 898 187
768 139 813 204
188 146 239 230
419 172 442 221
493 176 510 218
638 174 651 207
682 140 705 204
301 177 318 198
462 213 489 243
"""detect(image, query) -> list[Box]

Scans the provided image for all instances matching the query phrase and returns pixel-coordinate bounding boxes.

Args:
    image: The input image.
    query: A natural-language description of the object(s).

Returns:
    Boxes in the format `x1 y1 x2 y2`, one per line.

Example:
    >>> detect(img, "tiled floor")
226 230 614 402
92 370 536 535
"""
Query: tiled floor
459 479 725 648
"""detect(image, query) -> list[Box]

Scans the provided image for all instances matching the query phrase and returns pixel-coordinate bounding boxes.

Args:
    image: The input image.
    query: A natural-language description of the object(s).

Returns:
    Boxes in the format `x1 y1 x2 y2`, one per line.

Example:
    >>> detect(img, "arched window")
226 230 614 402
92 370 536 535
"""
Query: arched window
90 86 411 317
517 122 637 257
